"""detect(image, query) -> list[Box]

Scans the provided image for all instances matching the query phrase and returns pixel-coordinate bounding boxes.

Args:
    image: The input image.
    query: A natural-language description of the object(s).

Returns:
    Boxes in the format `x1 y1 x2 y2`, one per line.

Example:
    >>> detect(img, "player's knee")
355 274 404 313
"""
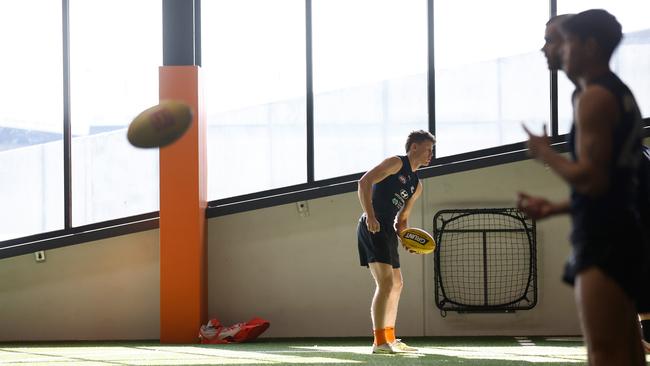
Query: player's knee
376 279 394 293
391 279 403 293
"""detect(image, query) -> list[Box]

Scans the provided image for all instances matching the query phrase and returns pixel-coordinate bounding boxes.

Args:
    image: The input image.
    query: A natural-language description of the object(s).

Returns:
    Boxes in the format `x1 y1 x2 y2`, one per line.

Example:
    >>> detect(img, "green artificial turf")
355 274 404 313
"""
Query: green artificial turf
0 336 598 365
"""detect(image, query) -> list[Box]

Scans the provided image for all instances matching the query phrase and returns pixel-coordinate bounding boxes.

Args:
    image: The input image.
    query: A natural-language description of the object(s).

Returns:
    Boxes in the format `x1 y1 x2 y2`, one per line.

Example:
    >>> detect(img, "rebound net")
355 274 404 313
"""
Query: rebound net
434 208 537 313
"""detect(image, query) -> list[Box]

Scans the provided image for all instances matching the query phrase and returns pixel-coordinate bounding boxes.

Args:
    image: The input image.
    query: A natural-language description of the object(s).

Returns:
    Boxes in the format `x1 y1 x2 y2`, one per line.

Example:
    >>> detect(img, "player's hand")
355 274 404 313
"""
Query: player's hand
366 216 380 233
523 124 550 161
397 236 418 254
517 192 555 220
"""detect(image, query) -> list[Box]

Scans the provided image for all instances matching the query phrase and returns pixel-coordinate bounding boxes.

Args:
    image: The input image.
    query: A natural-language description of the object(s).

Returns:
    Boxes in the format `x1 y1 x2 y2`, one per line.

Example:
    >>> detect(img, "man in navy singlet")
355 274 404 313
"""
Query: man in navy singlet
357 130 434 354
518 9 648 365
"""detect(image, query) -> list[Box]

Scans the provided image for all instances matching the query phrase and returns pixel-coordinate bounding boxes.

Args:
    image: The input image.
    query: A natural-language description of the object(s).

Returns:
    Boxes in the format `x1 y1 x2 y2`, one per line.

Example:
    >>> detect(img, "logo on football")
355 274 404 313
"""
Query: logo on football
399 228 436 255
403 232 427 244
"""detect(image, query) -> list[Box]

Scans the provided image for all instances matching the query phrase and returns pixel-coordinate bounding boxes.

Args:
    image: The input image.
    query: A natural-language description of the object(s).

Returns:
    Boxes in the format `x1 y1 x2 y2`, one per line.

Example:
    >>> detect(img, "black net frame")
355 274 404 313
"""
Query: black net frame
433 208 537 313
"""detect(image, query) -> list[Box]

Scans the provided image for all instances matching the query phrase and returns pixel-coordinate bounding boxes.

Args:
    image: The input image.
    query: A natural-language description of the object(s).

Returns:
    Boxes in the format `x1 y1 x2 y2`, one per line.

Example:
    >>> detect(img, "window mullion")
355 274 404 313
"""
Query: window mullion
306 0 314 183
62 0 72 229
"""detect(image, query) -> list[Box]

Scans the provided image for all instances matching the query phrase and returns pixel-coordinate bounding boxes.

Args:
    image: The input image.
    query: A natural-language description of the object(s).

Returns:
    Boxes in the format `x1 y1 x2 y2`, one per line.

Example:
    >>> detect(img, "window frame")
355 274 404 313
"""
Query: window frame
1 0 649 260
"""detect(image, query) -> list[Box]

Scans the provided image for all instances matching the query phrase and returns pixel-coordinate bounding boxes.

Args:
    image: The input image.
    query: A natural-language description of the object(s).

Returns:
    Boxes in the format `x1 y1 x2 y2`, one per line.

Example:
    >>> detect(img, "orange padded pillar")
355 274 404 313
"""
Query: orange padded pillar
159 65 207 343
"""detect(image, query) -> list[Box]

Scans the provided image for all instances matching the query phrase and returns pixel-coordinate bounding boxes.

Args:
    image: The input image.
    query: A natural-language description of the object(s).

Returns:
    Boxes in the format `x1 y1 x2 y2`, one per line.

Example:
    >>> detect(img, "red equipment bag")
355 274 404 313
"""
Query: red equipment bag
199 317 270 344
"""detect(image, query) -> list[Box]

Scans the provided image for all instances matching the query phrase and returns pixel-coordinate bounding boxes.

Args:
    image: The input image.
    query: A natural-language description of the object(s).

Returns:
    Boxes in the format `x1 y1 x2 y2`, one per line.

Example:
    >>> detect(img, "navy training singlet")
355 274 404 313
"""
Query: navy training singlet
567 71 644 243
371 155 419 222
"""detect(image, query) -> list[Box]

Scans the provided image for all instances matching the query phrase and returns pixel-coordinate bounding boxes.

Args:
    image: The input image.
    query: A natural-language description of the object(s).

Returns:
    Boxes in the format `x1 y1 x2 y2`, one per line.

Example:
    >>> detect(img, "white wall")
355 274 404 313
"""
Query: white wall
207 158 578 338
0 231 160 341
0 158 581 341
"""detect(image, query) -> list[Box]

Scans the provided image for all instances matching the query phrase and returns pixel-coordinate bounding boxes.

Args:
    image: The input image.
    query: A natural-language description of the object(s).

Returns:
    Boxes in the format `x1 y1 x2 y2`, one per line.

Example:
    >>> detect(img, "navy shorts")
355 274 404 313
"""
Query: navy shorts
357 215 400 268
563 227 650 312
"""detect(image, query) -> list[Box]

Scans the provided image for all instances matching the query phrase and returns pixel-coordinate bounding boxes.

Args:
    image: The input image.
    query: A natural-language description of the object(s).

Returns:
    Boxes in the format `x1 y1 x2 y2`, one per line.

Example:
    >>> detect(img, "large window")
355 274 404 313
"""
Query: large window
312 0 428 179
70 0 161 226
202 0 307 200
434 0 550 157
557 1 650 133
0 1 63 241
2 1 650 250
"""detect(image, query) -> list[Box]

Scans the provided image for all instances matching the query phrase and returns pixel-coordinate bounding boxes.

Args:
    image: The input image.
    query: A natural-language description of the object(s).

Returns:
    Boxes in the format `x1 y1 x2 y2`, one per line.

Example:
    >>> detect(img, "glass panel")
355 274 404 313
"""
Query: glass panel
557 1 650 133
70 0 161 226
0 1 63 241
202 0 307 200
434 0 550 157
312 0 427 179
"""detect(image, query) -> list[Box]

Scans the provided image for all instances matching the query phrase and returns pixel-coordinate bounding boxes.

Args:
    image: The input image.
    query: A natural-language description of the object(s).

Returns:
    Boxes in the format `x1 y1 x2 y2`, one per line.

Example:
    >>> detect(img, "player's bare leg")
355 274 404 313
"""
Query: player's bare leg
575 267 645 366
369 262 396 353
384 268 417 352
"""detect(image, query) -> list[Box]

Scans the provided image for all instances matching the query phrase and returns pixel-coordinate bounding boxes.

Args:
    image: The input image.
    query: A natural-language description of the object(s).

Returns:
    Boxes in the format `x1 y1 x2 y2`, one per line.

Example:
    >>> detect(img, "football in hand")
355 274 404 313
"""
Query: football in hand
399 227 436 254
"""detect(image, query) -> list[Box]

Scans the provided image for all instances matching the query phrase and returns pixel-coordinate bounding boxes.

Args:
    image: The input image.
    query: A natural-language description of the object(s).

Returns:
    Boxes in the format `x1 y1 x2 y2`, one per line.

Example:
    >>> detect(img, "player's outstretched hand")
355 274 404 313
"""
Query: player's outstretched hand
522 124 550 161
517 192 555 220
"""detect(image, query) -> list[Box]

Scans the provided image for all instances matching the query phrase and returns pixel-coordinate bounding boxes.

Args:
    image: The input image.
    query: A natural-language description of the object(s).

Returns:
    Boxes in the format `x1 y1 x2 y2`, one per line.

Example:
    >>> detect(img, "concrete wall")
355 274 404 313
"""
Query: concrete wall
0 158 580 341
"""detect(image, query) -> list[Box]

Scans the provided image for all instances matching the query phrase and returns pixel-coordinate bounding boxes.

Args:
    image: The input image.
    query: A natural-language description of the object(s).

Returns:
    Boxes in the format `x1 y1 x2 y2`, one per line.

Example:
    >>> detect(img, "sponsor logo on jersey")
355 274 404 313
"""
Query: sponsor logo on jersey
410 185 415 194
392 193 405 209
400 189 409 199
398 175 407 184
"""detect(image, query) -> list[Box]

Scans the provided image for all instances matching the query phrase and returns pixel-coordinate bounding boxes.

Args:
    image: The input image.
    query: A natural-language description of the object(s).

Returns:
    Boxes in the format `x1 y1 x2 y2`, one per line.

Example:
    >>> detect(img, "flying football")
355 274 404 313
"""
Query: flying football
399 227 436 254
127 100 193 148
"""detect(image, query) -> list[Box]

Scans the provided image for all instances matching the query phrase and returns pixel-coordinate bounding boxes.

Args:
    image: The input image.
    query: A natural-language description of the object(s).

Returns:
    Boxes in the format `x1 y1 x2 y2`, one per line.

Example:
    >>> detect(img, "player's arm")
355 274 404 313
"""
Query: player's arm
358 156 402 233
394 181 423 234
525 86 615 197
548 86 614 195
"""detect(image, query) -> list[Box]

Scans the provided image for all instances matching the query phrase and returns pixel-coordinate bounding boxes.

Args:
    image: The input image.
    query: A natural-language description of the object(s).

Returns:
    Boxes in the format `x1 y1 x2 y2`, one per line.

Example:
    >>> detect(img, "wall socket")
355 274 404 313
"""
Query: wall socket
34 251 46 263
296 201 309 217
